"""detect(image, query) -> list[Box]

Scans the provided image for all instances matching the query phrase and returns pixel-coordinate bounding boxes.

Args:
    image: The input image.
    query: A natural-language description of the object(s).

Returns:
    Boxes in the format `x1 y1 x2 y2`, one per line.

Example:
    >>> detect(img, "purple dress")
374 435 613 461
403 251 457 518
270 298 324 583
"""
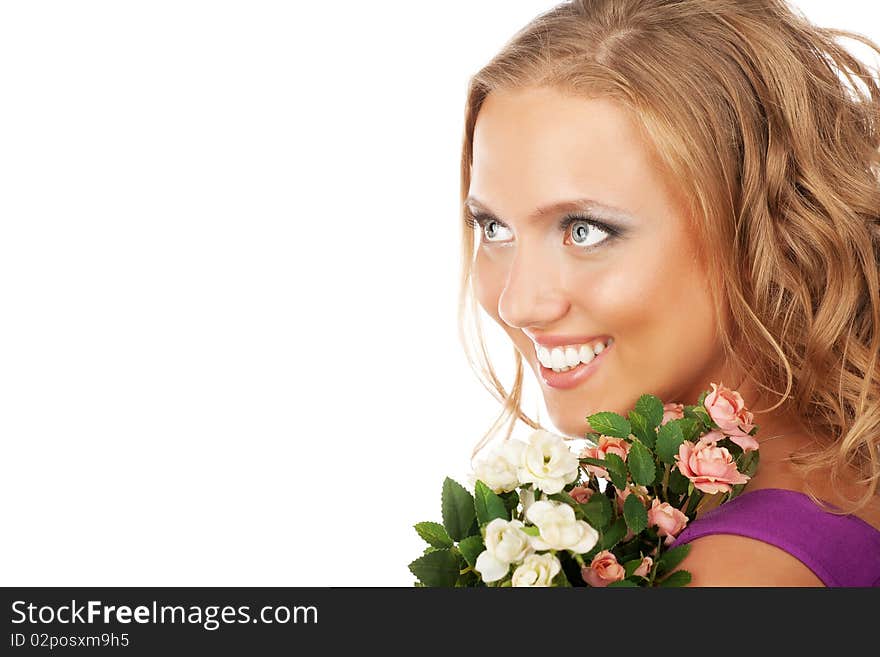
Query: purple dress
669 487 880 587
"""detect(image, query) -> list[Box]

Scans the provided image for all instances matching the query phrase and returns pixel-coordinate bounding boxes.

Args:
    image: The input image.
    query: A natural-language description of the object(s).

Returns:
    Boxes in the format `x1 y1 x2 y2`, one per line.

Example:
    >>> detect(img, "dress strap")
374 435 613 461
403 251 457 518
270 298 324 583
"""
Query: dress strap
670 488 880 587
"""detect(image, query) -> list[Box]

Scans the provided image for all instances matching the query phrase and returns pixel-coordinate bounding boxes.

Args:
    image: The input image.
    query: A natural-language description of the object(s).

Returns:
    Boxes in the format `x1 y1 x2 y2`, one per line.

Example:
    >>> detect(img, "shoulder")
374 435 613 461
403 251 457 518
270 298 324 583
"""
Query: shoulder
669 486 880 586
677 533 825 586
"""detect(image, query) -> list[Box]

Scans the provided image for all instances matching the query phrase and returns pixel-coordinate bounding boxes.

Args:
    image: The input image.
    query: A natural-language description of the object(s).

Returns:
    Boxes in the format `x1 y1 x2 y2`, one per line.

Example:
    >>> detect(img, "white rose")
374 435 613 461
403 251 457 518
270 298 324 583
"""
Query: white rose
516 429 579 495
525 500 599 553
474 518 534 583
519 486 536 516
473 439 525 493
511 553 562 587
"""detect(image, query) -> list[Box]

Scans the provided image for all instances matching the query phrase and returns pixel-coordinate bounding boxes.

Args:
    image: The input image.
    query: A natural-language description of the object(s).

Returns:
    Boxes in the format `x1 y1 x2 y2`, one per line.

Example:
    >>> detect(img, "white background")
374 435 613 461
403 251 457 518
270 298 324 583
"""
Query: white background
1 1 878 586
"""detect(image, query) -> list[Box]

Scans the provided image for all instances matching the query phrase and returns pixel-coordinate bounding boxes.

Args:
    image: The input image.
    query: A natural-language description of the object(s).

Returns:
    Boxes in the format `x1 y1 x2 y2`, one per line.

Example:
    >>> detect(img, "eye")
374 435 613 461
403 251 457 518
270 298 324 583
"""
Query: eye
464 210 622 250
466 213 514 243
561 216 617 250
481 219 513 242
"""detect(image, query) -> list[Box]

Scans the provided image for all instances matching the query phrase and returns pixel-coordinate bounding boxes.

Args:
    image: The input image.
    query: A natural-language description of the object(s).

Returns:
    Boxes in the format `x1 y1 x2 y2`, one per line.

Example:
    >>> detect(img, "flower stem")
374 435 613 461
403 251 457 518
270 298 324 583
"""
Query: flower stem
684 489 702 518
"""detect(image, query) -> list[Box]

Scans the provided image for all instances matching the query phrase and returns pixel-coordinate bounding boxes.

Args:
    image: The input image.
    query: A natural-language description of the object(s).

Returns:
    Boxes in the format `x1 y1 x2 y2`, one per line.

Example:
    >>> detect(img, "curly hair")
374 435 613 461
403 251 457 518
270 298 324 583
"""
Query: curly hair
457 0 880 514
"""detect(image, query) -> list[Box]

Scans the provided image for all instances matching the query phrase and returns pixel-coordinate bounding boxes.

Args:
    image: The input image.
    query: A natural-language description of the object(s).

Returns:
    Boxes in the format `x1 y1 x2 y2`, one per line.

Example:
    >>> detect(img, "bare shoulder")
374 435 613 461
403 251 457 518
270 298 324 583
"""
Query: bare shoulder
676 534 824 587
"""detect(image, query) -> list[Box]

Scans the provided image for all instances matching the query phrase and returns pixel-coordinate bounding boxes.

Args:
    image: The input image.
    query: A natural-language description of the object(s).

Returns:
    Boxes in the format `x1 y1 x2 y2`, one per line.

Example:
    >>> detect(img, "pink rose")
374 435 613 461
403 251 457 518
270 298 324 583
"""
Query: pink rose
580 436 631 479
661 402 684 426
675 432 750 494
615 484 649 513
569 485 594 504
633 556 653 578
581 550 625 587
703 382 759 452
647 498 689 545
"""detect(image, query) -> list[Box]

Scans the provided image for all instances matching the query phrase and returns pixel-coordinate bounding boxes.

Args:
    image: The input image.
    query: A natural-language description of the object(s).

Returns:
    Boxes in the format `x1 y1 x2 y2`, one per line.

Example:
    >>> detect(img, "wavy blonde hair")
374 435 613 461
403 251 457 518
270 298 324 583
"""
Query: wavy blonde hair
457 0 880 514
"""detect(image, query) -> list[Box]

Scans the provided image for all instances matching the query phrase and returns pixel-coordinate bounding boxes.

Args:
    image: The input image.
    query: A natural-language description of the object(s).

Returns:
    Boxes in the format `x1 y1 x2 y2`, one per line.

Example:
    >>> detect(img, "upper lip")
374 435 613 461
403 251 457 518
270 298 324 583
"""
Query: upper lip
524 332 612 348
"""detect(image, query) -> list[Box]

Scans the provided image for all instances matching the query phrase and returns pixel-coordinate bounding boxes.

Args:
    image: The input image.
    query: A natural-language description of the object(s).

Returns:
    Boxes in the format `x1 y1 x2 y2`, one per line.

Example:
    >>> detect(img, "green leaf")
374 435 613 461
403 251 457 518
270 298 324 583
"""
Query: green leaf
580 493 612 530
623 494 648 534
628 410 656 450
553 569 573 587
414 521 453 549
652 462 664 486
668 468 690 495
721 438 743 459
455 569 480 588
408 549 461 587
549 490 579 507
441 477 476 541
466 516 480 538
684 404 713 428
658 570 692 587
674 417 702 443
558 551 586 587
500 490 520 515
739 450 760 478
586 411 631 439
623 558 645 578
656 420 685 464
627 439 656 486
657 544 691 574
600 517 627 552
635 394 664 428
607 579 639 587
580 456 610 469
474 480 509 526
457 535 485 570
603 453 628 490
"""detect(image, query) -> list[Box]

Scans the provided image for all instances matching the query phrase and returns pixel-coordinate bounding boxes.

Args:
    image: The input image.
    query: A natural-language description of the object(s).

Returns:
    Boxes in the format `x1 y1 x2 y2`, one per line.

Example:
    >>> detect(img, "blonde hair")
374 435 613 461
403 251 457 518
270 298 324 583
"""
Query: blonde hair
457 0 880 514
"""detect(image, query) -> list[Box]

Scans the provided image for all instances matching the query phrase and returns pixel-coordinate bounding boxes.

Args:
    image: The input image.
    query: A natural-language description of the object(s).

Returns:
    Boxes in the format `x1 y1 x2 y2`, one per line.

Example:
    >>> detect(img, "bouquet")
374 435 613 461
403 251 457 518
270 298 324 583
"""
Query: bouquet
409 382 760 587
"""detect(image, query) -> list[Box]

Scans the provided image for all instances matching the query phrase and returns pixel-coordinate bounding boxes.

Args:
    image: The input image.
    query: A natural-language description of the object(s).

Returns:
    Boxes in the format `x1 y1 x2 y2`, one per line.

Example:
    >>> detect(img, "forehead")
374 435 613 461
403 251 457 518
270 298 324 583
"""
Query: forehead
469 87 663 218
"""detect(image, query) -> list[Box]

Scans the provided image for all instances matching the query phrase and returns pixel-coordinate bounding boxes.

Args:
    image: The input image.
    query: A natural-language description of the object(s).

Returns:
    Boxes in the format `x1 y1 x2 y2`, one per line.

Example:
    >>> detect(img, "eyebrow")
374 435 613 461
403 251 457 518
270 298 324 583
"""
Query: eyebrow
463 195 631 222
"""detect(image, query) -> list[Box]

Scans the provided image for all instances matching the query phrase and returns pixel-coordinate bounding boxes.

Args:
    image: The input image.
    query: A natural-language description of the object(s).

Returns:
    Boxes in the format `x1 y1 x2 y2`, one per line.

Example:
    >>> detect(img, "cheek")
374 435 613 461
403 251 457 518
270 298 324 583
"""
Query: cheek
563 250 719 394
562 259 662 330
562 242 713 342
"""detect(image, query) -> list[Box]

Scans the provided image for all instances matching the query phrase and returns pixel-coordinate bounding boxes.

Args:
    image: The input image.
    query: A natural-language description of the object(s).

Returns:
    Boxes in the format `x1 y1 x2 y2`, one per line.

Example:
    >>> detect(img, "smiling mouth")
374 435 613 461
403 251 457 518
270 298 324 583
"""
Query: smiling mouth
534 338 614 390
533 337 614 373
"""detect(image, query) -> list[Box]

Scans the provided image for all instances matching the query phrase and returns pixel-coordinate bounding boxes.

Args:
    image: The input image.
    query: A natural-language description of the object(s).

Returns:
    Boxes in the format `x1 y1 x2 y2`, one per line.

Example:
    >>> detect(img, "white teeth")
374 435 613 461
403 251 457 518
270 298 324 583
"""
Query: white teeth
537 346 551 365
550 347 566 369
578 344 595 364
534 338 612 372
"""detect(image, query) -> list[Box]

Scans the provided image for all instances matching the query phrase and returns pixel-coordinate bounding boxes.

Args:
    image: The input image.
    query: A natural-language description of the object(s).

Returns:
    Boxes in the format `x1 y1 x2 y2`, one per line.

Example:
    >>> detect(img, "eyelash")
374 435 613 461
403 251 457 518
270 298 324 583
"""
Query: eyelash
464 212 622 251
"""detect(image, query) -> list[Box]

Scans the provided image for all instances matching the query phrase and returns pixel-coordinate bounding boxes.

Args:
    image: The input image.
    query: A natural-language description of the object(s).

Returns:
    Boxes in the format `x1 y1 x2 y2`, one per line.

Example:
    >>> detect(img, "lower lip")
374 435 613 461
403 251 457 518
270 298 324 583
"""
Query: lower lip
539 344 613 390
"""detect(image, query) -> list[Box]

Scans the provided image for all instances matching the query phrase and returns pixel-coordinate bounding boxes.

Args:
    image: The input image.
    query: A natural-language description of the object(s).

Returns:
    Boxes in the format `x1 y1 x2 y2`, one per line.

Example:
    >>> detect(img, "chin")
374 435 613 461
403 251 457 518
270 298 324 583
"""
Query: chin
544 411 590 440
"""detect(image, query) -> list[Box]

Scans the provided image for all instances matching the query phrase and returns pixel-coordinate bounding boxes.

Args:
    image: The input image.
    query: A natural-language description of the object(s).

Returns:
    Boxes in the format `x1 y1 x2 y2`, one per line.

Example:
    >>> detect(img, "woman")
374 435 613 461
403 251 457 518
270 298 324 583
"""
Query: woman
458 0 880 586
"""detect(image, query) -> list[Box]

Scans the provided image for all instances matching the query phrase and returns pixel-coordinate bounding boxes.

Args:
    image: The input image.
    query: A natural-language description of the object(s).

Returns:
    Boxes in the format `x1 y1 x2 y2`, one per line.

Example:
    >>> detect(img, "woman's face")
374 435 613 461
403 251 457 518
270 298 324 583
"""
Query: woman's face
468 86 728 438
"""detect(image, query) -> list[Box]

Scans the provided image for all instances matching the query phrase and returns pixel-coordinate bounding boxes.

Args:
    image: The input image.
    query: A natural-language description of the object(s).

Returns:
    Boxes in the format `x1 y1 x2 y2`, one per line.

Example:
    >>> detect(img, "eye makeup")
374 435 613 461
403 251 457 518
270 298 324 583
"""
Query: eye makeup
463 208 625 251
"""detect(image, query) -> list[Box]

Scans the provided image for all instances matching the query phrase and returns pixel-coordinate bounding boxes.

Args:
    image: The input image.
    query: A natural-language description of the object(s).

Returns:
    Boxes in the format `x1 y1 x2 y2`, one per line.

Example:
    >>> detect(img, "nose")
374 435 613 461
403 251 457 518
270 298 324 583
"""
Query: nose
496 244 569 330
